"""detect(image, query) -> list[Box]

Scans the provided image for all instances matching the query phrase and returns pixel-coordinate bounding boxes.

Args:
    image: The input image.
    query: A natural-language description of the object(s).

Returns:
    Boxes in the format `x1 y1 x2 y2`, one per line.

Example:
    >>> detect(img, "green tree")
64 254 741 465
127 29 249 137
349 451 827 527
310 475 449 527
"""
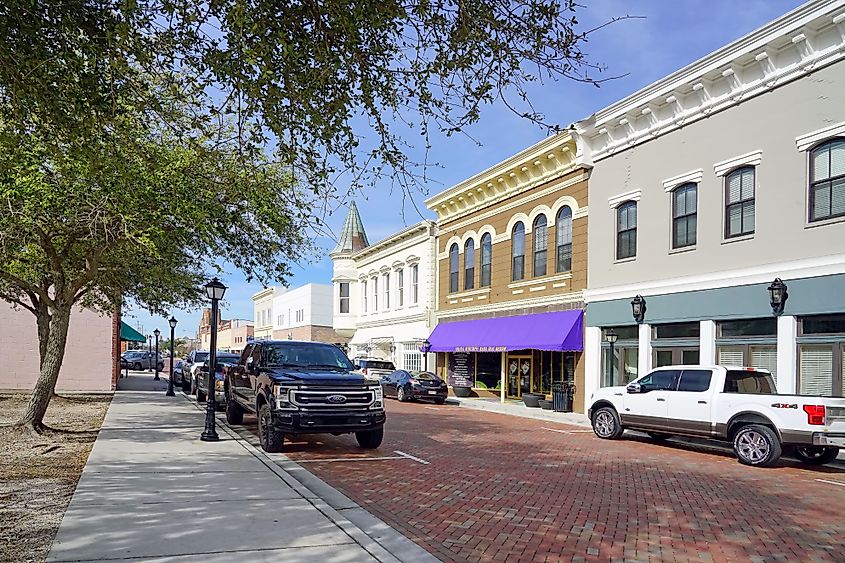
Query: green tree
0 0 607 431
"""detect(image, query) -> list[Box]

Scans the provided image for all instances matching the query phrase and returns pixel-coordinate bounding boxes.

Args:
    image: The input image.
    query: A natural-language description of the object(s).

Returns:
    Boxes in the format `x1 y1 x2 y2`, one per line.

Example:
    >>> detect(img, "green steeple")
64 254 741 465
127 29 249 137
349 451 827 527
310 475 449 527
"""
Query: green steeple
332 201 369 254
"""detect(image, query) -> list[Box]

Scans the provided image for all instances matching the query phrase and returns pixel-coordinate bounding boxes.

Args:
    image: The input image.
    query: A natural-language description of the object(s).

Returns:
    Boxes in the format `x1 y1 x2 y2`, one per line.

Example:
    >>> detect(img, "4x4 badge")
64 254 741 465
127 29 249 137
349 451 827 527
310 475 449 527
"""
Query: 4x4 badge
326 394 347 404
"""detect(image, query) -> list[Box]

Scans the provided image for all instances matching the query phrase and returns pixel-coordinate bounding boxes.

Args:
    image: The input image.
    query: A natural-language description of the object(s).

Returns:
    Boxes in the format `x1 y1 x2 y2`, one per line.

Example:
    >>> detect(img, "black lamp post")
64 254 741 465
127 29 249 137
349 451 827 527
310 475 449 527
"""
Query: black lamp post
201 277 227 442
166 316 178 396
605 329 618 385
147 335 152 371
767 278 788 316
421 339 432 372
631 295 647 324
153 329 161 380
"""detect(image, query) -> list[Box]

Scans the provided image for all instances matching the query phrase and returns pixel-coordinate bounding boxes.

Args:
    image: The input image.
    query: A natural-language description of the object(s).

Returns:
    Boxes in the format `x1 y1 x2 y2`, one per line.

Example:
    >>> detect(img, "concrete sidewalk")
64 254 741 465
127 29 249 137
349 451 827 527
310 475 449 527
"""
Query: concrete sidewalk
447 395 591 428
47 372 436 562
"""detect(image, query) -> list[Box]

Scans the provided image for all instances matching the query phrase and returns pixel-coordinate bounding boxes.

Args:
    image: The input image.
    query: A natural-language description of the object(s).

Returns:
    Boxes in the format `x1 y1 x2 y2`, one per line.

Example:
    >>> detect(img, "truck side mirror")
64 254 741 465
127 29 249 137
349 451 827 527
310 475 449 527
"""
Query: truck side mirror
626 383 641 394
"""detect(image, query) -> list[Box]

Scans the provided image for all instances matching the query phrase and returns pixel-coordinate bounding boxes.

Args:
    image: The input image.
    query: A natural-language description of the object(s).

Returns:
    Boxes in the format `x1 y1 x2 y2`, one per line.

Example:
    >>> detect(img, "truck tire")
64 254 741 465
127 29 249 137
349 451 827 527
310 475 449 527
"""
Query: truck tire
196 387 206 403
181 377 191 393
190 376 197 396
647 432 672 442
356 427 384 449
733 424 782 467
793 445 840 465
258 403 284 453
226 397 244 425
592 407 624 440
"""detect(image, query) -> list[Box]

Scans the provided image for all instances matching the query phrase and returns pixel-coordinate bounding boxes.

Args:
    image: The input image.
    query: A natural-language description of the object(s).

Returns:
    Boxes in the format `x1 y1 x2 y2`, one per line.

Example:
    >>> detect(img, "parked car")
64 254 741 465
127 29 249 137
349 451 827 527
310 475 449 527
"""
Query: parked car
589 365 845 467
381 370 447 404
172 359 185 386
353 358 396 381
120 351 164 371
224 340 385 452
182 350 209 393
195 352 242 407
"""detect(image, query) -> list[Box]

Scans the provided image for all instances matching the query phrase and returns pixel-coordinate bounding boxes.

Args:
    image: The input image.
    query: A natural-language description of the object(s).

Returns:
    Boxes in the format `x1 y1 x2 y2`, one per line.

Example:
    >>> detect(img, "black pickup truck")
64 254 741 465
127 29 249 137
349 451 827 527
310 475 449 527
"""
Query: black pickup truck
223 339 385 452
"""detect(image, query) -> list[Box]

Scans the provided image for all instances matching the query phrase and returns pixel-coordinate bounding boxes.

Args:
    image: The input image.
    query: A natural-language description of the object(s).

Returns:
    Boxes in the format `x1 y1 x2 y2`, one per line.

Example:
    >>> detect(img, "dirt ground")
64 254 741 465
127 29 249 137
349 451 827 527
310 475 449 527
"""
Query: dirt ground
0 393 111 563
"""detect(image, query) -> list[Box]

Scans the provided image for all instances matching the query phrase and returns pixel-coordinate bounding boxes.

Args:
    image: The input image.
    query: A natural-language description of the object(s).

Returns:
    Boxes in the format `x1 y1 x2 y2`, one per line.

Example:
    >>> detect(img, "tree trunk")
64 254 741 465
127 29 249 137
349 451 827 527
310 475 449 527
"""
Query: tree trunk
36 307 50 369
18 305 72 432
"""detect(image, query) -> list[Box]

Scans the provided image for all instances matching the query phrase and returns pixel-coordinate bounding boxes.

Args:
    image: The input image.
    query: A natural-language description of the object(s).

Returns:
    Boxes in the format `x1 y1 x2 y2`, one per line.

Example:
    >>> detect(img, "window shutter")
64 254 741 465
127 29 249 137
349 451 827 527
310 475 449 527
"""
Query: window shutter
750 346 777 383
799 346 833 396
718 347 744 366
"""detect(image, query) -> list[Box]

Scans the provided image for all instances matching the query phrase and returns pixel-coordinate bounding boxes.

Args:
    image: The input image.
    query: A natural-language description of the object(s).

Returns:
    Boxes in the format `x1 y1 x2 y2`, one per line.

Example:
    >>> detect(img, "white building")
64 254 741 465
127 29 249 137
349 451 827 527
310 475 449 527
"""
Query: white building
331 202 437 371
252 287 281 340
575 0 845 400
270 283 347 343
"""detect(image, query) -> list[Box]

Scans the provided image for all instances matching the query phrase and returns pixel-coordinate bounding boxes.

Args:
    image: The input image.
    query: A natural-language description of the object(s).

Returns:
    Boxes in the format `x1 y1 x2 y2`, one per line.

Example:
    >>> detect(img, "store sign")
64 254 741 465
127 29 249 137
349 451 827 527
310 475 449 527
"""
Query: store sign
454 346 507 353
447 352 475 387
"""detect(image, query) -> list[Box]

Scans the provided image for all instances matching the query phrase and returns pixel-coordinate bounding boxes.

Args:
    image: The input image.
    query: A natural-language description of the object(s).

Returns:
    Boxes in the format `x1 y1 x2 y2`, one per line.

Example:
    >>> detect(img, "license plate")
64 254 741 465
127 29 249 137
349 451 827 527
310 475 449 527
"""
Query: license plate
428 390 436 395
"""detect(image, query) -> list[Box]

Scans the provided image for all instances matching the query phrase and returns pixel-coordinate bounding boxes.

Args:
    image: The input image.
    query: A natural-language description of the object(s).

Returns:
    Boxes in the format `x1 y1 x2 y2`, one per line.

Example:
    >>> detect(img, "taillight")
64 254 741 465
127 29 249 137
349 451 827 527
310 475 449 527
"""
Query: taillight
409 378 419 385
362 367 368 375
803 405 826 425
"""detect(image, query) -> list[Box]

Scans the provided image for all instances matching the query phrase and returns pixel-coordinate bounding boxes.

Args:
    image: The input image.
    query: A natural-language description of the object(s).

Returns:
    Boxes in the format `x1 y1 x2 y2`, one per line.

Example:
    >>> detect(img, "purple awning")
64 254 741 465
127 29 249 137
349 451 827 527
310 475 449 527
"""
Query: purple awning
428 310 583 353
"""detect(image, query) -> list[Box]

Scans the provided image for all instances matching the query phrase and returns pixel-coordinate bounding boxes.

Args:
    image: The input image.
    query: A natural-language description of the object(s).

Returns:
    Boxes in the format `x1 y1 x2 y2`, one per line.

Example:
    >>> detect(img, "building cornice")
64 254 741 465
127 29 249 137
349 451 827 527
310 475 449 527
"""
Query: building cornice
436 291 584 320
347 221 433 263
574 0 845 163
251 287 275 301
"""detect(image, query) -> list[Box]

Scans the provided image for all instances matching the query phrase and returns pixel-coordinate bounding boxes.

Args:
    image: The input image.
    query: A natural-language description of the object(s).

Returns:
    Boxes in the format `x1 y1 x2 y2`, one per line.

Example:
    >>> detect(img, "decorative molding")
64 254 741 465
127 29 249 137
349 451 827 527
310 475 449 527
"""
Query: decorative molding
713 150 763 176
663 169 704 191
511 289 524 295
574 2 845 163
446 287 491 300
437 291 585 320
508 272 572 289
529 285 547 292
795 120 845 151
608 189 642 209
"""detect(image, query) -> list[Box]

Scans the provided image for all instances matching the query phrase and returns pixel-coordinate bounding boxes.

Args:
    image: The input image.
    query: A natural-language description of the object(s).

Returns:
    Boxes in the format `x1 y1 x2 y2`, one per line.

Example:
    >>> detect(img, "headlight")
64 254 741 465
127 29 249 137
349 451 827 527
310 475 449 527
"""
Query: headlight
274 385 295 410
215 380 225 391
370 385 383 409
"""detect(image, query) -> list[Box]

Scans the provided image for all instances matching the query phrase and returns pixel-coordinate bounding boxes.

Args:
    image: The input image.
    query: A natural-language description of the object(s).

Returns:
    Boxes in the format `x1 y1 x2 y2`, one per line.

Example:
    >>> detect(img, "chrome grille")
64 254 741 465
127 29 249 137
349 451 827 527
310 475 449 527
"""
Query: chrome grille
290 388 373 408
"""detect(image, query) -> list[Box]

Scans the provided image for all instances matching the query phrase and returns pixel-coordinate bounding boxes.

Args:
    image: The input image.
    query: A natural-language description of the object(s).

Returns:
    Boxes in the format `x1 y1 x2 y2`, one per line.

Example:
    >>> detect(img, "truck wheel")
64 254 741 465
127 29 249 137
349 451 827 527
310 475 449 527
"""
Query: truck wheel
258 403 284 453
196 387 206 403
793 446 840 465
356 427 384 449
226 398 244 425
647 432 672 442
733 424 782 467
592 407 624 440
397 386 407 402
190 376 197 396
181 377 191 393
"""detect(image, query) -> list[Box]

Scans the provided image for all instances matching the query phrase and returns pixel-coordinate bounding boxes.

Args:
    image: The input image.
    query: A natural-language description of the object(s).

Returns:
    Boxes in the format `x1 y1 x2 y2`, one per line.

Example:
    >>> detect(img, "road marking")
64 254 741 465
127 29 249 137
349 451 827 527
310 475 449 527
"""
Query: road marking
815 478 845 488
542 426 573 434
395 450 430 465
296 455 406 464
424 406 441 411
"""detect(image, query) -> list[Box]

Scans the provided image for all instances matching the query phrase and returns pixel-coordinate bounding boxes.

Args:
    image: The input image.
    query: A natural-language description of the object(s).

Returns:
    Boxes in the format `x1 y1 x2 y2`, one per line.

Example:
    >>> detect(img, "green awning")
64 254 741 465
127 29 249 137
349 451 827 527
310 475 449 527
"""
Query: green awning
120 321 147 342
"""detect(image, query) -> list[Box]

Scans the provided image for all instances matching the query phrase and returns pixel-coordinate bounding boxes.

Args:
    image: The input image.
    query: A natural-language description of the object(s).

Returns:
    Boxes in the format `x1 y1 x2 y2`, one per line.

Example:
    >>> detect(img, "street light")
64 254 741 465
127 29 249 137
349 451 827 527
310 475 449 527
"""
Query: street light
631 295 647 324
605 329 618 385
147 335 152 371
767 278 788 316
166 316 178 397
201 277 227 442
421 339 432 372
153 329 161 380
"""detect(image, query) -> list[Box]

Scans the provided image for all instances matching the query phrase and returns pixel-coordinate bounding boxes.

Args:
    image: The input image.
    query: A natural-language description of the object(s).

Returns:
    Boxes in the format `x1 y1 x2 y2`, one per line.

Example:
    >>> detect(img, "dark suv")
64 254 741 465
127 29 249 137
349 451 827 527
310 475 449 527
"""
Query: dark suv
224 340 385 453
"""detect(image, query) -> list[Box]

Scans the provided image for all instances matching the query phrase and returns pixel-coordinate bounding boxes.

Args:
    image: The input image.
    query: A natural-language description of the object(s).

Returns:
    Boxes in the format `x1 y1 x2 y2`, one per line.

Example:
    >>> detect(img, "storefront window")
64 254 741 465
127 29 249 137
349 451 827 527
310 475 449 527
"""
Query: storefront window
719 318 776 337
716 318 777 382
654 322 700 339
797 315 845 397
602 347 638 387
475 353 501 390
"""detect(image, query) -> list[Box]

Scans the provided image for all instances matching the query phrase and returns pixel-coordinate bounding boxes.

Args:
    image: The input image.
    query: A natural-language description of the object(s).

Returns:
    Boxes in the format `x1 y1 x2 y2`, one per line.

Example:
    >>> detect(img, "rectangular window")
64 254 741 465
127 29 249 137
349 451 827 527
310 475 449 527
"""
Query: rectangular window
801 314 845 335
362 280 368 313
799 346 834 396
602 346 639 387
809 139 845 222
402 343 422 372
339 282 350 314
616 202 637 260
384 273 390 309
719 318 776 337
677 369 712 392
654 322 700 339
398 269 404 307
725 167 755 238
411 265 419 304
373 277 378 311
672 184 697 248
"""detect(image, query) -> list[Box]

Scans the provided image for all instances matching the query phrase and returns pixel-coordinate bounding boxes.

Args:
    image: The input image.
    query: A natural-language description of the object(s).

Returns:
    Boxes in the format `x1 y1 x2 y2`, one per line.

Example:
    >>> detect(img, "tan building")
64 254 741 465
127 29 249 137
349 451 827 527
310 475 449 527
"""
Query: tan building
425 132 591 412
197 309 254 354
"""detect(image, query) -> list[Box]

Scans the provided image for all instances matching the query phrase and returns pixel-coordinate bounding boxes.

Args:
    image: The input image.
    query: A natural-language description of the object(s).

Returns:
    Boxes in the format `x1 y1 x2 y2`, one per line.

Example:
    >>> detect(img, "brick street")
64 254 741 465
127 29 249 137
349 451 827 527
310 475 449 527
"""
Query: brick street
250 401 845 562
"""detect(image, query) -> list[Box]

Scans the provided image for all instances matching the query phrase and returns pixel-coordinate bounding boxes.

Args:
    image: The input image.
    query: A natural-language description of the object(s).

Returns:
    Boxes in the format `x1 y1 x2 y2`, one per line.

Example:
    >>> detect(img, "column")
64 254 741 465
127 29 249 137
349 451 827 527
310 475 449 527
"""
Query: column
583 326 601 402
638 323 652 377
777 315 797 394
699 320 716 365
500 353 506 403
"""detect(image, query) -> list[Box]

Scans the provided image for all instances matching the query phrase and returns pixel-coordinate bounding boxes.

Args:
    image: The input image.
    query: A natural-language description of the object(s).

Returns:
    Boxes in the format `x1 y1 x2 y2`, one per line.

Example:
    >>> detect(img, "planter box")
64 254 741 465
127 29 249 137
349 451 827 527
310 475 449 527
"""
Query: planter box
522 393 542 408
538 399 554 410
452 386 474 398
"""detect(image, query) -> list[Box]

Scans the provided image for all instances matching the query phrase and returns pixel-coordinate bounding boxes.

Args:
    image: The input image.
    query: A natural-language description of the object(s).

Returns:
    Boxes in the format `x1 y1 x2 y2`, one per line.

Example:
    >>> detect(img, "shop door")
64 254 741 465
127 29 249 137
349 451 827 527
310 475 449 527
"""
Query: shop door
506 355 532 399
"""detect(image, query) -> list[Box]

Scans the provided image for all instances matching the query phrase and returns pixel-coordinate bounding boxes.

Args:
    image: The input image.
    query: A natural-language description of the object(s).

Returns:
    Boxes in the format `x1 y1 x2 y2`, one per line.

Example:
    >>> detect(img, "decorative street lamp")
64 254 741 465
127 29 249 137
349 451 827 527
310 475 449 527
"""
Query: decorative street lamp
421 339 432 372
153 329 161 380
767 278 788 316
605 329 618 385
201 277 227 442
166 316 178 397
631 295 647 324
147 335 152 371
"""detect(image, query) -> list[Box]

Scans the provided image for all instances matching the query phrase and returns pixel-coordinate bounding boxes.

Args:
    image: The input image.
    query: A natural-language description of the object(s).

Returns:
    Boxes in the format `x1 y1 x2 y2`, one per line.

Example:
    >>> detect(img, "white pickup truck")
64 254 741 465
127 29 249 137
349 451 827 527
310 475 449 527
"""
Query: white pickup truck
588 365 845 467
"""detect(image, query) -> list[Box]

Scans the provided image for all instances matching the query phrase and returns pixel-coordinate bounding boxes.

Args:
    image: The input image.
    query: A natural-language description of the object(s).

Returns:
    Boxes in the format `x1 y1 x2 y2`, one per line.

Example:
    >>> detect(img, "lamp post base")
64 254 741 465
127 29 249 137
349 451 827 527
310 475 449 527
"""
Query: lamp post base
200 430 219 442
200 408 219 441
154 375 160 381
165 384 175 397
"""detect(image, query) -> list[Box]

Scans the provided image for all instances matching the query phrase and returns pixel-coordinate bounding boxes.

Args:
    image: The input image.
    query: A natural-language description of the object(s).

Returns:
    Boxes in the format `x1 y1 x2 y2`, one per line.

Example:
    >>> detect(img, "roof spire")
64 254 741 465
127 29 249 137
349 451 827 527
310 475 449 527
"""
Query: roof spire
332 201 369 254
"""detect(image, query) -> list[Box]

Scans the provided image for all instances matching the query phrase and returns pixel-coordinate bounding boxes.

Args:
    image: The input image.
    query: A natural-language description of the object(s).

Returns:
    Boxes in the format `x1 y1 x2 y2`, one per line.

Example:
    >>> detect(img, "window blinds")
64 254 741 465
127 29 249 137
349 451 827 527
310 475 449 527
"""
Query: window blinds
799 346 833 396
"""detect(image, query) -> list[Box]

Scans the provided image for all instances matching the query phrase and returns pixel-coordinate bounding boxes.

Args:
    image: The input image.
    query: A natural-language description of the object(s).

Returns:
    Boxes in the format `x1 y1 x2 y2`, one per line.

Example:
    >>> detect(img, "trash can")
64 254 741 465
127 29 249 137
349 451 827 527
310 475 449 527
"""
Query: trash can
552 382 575 412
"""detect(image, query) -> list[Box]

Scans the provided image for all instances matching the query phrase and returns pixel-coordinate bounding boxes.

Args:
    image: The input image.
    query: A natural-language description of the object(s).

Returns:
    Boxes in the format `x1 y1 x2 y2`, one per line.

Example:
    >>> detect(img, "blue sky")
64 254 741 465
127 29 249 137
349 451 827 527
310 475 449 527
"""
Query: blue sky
125 0 804 339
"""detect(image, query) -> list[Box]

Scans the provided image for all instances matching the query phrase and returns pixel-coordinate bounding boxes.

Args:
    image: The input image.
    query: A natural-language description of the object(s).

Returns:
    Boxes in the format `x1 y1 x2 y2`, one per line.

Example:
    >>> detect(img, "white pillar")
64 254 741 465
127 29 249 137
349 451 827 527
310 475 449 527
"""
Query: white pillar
699 320 716 365
500 353 507 403
584 326 601 400
639 323 652 377
777 315 797 394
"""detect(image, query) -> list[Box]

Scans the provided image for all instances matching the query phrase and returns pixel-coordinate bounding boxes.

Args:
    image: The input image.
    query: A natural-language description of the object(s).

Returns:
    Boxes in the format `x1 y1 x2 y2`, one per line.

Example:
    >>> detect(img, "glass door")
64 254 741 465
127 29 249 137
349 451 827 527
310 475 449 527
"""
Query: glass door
654 348 699 367
506 355 532 399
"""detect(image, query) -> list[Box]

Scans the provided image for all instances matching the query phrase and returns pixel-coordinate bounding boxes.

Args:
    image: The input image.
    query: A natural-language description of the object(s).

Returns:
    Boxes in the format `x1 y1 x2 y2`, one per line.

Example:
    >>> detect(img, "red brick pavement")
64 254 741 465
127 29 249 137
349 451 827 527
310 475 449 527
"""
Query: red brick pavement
250 401 845 562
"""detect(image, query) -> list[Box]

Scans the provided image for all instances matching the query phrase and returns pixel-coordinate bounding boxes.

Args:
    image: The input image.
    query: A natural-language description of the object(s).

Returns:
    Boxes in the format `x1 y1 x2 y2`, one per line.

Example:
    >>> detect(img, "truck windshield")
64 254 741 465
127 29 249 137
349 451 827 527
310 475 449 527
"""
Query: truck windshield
265 343 354 371
194 352 209 362
724 370 777 394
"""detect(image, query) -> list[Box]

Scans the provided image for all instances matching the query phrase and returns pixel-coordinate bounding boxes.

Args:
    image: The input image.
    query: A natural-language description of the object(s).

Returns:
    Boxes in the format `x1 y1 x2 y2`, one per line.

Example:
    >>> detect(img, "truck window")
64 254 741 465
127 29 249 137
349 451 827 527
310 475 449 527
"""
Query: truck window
638 370 680 392
724 370 776 394
677 370 712 392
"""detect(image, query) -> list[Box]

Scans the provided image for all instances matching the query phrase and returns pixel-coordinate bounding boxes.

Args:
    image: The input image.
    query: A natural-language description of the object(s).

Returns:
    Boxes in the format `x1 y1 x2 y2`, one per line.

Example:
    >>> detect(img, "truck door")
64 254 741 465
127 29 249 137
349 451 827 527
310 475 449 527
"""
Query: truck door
621 369 679 430
665 369 714 436
231 344 253 403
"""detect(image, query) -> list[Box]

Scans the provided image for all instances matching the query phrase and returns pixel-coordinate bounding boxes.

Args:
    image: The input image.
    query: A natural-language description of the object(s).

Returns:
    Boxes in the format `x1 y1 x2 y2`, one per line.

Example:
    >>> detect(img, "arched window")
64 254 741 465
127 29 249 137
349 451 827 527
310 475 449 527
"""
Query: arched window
511 222 525 281
532 215 548 277
449 243 459 293
464 239 475 290
809 138 845 222
556 207 572 272
480 233 492 287
617 202 637 260
725 166 755 238
672 183 697 249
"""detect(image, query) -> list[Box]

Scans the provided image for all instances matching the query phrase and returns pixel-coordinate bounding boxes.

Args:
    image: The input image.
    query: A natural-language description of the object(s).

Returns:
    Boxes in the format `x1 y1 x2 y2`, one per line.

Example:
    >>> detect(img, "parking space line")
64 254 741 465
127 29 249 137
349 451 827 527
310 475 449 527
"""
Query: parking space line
423 406 441 411
395 450 430 465
295 455 406 464
815 478 845 488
